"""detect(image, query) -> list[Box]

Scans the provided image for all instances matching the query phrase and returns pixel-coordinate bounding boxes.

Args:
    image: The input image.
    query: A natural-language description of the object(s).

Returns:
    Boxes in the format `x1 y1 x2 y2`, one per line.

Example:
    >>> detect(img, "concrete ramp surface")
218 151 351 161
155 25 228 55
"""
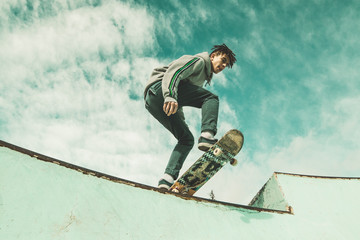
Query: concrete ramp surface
1 140 359 239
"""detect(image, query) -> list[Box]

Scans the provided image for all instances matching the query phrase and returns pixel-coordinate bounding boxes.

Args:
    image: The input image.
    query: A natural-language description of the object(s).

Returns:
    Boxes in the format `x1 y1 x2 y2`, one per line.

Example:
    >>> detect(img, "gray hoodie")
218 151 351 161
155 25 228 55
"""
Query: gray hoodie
144 52 213 103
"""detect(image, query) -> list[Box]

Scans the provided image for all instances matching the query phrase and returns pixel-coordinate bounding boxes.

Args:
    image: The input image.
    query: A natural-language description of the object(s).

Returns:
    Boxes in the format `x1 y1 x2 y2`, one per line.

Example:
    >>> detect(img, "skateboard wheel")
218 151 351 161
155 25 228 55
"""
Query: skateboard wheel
230 158 238 166
213 148 223 156
171 188 179 193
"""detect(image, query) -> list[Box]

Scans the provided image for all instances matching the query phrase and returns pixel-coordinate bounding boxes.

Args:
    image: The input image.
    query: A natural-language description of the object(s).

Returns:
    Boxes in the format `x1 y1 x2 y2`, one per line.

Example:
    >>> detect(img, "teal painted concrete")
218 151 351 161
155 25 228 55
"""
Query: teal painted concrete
250 172 360 239
1 142 360 239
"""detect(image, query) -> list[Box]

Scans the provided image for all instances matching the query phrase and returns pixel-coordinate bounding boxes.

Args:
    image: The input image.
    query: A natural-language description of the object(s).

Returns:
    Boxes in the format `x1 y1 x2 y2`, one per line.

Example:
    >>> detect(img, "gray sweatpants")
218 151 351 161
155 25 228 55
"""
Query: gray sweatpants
145 81 219 179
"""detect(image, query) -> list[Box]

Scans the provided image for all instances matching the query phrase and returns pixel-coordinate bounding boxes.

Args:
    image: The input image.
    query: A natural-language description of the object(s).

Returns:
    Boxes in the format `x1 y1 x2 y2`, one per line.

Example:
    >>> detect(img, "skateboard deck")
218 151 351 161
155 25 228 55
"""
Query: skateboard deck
170 129 244 196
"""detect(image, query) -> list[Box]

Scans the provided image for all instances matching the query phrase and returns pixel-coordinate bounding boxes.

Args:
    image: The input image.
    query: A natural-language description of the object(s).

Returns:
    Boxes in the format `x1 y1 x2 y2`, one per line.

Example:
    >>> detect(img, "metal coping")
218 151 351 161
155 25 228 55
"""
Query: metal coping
275 171 360 180
0 139 292 215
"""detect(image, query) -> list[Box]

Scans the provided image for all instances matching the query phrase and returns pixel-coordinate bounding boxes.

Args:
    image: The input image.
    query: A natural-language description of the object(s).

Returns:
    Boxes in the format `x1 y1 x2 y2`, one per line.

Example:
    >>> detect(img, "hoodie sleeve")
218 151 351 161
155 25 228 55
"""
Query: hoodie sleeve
162 55 205 103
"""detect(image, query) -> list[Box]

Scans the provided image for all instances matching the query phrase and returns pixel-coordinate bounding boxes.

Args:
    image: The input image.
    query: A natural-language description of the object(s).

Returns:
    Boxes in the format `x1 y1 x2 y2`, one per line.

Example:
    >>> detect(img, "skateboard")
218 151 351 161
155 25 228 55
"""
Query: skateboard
169 129 244 196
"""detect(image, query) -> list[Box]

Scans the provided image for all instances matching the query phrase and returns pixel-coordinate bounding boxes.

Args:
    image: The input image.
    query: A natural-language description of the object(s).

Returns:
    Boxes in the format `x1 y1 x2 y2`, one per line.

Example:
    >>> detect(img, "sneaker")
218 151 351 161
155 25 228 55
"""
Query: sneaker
198 136 218 152
158 174 175 190
158 179 173 190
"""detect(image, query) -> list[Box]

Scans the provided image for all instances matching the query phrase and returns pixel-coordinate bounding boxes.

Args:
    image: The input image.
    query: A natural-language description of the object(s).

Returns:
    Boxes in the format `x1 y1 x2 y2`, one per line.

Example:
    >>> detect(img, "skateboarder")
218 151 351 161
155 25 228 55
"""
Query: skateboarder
144 44 237 190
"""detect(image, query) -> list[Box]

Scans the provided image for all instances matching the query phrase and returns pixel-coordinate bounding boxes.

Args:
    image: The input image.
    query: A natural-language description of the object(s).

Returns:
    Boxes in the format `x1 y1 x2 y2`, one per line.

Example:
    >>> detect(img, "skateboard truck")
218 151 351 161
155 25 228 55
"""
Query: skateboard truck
214 147 238 166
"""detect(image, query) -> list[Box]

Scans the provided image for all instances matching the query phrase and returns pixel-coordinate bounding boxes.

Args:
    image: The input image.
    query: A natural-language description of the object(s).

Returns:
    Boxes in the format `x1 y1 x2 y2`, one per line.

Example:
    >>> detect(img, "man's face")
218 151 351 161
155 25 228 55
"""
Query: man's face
210 52 230 74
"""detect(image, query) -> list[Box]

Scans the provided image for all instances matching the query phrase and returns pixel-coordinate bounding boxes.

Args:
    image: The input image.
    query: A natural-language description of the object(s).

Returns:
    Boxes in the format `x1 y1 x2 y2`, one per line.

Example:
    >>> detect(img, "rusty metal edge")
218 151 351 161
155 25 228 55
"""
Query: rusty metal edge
0 139 292 215
275 171 360 180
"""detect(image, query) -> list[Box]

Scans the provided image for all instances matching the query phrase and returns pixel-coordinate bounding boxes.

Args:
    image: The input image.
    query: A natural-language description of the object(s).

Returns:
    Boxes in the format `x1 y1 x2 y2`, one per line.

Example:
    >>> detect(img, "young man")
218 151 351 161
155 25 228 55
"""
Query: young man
144 44 237 190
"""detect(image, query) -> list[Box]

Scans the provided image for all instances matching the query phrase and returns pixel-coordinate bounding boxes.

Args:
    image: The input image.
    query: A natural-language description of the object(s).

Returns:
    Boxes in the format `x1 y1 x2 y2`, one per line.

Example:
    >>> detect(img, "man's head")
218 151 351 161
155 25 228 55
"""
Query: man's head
210 44 236 74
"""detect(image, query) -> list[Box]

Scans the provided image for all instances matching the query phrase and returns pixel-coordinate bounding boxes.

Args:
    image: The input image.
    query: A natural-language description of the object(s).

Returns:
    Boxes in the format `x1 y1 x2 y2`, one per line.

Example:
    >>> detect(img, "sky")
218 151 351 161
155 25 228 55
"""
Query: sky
1 0 360 204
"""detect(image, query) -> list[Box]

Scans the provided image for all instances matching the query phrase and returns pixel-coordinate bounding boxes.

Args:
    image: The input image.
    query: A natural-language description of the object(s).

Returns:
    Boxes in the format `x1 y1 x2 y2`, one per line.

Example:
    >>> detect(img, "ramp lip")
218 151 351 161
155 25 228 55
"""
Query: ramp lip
0 139 292 215
274 171 360 180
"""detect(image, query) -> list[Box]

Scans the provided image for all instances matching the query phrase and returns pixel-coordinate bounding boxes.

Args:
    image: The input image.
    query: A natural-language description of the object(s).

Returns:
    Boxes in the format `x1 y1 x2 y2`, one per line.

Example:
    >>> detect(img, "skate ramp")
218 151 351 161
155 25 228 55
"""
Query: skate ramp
1 140 360 239
250 172 360 238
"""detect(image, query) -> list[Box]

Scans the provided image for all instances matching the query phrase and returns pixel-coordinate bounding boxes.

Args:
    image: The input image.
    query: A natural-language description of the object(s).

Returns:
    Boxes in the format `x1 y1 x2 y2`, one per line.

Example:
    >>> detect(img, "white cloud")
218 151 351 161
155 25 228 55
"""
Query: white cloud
267 95 360 177
0 1 168 184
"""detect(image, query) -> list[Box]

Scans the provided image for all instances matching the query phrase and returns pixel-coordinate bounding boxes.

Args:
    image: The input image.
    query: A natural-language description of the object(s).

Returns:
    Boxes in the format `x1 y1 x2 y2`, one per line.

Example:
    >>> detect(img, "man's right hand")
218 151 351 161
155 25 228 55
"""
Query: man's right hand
163 101 178 116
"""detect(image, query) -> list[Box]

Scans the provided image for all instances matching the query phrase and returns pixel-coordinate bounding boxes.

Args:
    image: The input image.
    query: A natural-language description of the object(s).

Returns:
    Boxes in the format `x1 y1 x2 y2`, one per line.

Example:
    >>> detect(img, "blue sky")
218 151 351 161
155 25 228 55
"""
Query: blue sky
1 0 359 204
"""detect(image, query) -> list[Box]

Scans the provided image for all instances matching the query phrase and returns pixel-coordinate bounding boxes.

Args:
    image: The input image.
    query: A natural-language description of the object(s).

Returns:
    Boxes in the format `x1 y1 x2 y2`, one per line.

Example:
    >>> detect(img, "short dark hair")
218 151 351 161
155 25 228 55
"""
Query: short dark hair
210 43 237 68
